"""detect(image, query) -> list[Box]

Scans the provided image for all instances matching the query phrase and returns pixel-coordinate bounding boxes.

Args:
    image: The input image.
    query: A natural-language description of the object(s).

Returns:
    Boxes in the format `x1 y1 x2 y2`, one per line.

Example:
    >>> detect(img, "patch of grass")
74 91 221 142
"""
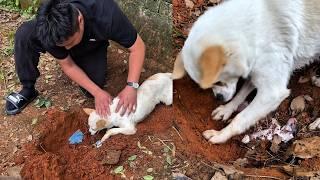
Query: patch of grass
0 0 39 18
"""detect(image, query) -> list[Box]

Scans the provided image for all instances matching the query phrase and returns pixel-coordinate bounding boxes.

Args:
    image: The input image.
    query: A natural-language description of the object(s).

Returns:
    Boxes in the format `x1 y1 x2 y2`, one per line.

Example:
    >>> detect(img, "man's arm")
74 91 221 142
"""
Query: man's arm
127 35 145 83
116 35 146 115
58 55 112 116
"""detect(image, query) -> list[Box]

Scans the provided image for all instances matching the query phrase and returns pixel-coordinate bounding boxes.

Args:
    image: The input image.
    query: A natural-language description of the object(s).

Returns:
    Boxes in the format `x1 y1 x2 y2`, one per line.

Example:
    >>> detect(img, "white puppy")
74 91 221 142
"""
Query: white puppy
173 0 320 144
84 73 172 143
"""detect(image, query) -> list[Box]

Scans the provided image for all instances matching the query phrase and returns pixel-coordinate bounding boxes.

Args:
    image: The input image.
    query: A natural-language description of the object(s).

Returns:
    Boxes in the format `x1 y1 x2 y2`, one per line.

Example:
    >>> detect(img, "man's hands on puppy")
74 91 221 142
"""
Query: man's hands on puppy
116 86 137 116
94 89 112 117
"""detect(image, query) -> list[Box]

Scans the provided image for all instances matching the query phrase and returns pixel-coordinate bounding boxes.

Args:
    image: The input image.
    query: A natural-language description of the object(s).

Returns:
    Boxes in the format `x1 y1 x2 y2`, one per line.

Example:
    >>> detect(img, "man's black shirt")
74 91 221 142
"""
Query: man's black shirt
43 0 137 59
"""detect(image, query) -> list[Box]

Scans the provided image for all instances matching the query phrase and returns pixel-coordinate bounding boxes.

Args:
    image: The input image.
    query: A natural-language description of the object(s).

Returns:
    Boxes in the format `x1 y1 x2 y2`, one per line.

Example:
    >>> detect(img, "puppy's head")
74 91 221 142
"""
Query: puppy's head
83 108 111 135
173 43 247 101
211 79 238 102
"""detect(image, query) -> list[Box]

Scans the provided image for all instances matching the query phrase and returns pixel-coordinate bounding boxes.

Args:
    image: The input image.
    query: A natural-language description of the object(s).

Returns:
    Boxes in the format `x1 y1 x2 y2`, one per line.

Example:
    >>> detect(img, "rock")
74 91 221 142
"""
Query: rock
290 96 306 115
233 158 248 168
211 171 227 180
185 0 194 9
293 136 320 159
6 166 22 178
172 172 192 180
100 150 122 165
311 76 320 87
309 118 320 130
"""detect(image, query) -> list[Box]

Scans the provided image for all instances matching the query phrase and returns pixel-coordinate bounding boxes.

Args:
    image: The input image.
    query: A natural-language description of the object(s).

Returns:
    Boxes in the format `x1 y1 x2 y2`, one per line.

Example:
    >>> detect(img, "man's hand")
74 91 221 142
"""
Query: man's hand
116 86 137 116
94 89 113 117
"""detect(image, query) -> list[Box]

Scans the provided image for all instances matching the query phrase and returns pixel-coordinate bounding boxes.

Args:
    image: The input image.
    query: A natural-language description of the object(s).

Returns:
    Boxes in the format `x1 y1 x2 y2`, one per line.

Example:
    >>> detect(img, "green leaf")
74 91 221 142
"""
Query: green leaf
166 156 172 165
143 175 154 180
37 99 45 108
114 166 124 174
128 155 137 161
15 0 19 7
34 99 40 105
44 100 52 108
163 146 170 153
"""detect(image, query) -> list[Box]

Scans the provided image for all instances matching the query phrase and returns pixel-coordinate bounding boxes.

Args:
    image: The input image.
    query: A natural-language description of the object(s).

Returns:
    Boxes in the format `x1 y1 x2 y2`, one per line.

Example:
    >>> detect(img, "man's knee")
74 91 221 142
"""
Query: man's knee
15 20 36 45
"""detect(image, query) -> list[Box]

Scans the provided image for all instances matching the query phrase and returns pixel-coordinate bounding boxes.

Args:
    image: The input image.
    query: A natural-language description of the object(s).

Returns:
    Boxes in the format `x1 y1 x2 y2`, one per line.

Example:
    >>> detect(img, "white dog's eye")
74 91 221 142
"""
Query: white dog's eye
215 81 226 86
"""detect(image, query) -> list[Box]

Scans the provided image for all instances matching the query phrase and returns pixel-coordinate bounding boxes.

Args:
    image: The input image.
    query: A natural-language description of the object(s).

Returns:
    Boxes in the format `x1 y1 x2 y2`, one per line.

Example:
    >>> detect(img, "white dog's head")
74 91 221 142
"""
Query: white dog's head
173 36 248 102
83 108 111 135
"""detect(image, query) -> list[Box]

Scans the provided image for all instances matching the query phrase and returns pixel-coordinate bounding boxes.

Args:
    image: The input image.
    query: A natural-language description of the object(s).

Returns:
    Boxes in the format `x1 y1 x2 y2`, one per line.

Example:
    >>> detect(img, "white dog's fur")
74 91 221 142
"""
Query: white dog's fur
173 0 320 144
84 73 172 143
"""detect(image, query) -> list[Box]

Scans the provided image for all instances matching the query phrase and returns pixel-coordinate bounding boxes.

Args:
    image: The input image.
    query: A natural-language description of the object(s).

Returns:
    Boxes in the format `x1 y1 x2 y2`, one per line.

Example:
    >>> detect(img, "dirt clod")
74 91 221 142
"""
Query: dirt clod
100 150 122 165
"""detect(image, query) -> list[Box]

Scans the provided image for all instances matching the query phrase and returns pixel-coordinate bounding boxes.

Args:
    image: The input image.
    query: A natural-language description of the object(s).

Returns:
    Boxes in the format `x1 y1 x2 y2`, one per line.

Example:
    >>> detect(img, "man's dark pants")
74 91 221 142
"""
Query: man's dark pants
15 20 108 92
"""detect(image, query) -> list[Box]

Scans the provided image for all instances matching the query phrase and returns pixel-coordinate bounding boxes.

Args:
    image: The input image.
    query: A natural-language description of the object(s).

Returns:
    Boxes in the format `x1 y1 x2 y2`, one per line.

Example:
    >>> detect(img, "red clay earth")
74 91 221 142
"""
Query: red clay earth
15 65 320 179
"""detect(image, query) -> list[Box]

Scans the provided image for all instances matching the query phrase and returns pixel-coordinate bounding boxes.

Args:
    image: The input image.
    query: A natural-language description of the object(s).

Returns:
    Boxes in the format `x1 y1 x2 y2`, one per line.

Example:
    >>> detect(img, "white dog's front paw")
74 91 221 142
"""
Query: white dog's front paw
202 129 220 140
211 105 235 121
203 129 229 144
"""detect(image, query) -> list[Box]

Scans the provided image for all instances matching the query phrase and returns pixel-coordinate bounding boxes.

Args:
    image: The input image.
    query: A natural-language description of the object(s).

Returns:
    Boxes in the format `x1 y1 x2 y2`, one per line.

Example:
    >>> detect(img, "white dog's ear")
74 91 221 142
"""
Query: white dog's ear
199 46 226 89
172 52 185 80
83 108 95 115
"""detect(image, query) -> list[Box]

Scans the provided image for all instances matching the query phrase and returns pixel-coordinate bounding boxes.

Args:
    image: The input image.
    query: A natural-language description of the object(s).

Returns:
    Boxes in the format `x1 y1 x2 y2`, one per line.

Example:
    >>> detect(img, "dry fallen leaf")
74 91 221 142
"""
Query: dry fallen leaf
304 95 314 102
298 76 310 83
293 136 320 159
270 135 282 153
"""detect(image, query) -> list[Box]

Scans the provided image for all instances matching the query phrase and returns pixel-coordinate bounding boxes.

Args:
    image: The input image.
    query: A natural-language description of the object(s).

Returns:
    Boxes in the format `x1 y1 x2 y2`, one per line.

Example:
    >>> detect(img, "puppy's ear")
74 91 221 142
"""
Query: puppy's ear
199 46 226 89
83 108 95 115
96 120 107 129
172 52 185 80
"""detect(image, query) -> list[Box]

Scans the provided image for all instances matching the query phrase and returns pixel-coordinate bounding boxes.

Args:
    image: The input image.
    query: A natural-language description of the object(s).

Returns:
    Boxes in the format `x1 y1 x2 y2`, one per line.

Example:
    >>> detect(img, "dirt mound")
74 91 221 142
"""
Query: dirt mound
15 69 320 179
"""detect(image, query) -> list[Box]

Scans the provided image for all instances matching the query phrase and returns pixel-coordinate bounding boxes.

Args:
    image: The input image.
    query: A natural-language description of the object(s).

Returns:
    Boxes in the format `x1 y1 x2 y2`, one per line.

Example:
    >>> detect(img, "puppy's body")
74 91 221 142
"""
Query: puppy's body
173 0 320 143
85 73 172 143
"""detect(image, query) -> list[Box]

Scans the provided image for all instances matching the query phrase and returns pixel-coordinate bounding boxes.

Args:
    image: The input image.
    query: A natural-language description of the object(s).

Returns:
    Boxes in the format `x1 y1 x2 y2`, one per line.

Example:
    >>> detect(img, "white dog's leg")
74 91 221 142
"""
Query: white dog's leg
212 80 255 121
204 81 290 144
100 127 137 142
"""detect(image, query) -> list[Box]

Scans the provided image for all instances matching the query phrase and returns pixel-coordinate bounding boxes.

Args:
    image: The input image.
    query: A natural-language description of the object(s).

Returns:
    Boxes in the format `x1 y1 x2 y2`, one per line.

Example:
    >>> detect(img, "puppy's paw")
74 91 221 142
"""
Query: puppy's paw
100 134 110 143
211 105 235 121
202 129 220 140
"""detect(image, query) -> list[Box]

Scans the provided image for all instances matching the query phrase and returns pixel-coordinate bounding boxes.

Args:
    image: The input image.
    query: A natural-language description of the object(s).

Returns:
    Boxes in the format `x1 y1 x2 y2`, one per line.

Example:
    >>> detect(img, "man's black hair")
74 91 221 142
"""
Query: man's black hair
36 0 80 47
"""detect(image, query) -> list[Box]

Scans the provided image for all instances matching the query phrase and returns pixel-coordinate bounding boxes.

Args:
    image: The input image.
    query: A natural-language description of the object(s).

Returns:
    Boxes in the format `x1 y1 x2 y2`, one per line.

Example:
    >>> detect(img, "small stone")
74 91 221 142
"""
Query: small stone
290 96 306 114
311 76 320 87
309 118 320 130
100 150 122 165
211 171 227 180
27 135 33 142
185 0 194 9
6 166 22 178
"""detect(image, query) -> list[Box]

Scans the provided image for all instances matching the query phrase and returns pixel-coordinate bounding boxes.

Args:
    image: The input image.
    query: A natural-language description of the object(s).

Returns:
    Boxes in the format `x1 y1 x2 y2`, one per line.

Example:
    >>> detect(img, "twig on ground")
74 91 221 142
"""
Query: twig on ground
39 143 47 153
244 174 282 180
157 137 173 152
172 126 184 141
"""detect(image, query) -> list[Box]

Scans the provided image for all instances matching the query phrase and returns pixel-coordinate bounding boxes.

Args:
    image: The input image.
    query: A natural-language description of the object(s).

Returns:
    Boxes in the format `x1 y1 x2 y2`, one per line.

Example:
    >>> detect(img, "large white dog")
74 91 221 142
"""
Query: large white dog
173 0 320 144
